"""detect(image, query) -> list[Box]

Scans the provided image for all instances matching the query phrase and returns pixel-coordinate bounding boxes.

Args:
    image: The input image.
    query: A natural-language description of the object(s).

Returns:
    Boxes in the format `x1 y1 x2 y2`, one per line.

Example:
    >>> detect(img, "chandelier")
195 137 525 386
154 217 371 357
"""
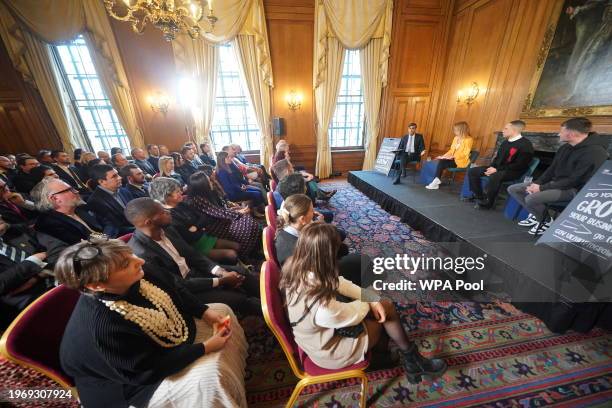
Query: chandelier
104 0 218 41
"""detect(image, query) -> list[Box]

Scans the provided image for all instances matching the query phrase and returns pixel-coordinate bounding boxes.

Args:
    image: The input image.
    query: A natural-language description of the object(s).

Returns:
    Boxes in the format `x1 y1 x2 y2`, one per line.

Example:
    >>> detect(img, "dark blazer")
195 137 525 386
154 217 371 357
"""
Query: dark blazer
176 163 198 184
86 187 134 236
12 171 38 194
275 229 298 266
51 164 88 191
0 257 42 296
120 183 149 201
199 154 216 167
0 171 15 189
169 202 214 245
397 133 425 158
147 156 159 172
128 227 218 293
134 159 157 176
34 206 112 245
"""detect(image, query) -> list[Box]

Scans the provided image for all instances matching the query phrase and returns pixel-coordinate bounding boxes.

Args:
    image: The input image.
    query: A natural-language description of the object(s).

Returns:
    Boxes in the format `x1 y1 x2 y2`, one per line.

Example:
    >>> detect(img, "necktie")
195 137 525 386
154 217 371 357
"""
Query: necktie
0 239 28 263
405 135 414 153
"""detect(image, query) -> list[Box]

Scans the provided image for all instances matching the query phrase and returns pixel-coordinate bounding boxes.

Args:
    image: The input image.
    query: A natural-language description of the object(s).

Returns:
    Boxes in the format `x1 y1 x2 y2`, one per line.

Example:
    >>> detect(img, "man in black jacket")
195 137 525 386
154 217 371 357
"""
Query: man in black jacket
0 155 16 190
125 198 261 316
508 117 609 235
393 122 426 185
12 155 40 195
87 164 134 236
131 148 157 176
119 164 150 200
50 150 90 194
468 120 534 209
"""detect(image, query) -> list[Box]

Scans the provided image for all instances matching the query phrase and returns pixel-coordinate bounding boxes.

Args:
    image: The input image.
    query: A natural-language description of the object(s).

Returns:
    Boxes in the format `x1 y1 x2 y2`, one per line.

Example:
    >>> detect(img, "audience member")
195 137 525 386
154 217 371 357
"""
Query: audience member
87 164 134 236
0 155 16 189
56 238 248 408
36 150 54 165
426 121 473 190
276 173 335 224
508 117 609 235
110 147 123 156
186 172 261 260
281 223 446 382
184 142 205 167
199 142 216 167
119 164 149 200
29 165 59 185
158 144 170 156
150 177 242 264
97 151 111 164
177 147 199 182
13 155 40 194
468 120 534 209
393 122 426 185
111 152 129 170
125 198 261 317
146 144 160 171
77 152 96 182
0 217 51 327
157 155 185 186
131 148 156 176
0 179 38 239
35 179 111 243
50 150 90 192
215 151 265 213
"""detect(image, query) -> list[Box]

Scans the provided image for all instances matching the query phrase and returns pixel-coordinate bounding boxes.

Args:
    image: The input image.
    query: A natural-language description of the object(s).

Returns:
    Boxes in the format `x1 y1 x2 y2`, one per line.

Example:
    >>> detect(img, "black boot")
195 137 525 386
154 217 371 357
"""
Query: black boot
399 343 447 384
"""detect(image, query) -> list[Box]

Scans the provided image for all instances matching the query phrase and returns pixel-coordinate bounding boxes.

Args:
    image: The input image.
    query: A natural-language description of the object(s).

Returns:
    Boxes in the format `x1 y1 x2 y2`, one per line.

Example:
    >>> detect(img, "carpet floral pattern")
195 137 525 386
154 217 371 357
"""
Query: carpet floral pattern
1 181 610 407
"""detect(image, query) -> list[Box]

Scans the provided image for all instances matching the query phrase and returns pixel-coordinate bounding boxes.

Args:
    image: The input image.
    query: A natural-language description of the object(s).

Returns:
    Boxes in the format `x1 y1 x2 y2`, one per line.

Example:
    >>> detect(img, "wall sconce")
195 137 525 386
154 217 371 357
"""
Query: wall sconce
286 90 303 111
456 82 480 106
149 92 170 115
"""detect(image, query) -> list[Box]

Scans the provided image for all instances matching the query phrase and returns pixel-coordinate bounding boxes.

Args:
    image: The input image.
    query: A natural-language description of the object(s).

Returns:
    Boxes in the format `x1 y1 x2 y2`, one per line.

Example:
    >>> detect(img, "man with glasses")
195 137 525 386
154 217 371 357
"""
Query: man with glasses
393 122 426 185
87 164 135 236
35 179 110 245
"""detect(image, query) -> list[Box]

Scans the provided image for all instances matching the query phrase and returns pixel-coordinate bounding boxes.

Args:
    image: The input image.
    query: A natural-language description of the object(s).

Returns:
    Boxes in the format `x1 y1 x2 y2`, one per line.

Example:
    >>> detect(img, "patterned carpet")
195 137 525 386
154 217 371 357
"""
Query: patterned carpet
1 181 611 407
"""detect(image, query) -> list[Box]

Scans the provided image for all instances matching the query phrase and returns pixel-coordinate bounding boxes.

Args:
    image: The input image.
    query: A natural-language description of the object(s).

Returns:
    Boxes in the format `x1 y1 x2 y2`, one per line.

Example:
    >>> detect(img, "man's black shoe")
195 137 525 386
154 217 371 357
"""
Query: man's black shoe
393 180 401 185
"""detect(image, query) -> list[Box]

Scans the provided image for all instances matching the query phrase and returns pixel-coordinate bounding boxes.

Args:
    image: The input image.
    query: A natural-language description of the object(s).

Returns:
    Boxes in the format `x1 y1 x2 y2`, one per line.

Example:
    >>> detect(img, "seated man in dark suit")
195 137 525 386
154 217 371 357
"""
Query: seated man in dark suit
119 164 149 200
468 120 534 209
0 217 59 327
35 179 114 243
12 155 40 195
131 148 157 176
50 150 90 194
126 198 261 317
86 164 134 236
393 122 426 185
146 144 160 172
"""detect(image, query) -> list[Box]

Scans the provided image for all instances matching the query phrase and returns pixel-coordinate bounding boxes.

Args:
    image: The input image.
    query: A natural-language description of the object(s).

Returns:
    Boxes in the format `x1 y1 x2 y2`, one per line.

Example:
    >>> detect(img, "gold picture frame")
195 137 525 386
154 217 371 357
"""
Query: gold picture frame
521 0 612 118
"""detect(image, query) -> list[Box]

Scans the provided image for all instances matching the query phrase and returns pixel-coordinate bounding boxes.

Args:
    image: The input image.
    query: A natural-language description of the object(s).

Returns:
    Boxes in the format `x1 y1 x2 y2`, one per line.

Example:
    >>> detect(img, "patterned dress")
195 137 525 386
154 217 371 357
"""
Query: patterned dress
186 196 261 259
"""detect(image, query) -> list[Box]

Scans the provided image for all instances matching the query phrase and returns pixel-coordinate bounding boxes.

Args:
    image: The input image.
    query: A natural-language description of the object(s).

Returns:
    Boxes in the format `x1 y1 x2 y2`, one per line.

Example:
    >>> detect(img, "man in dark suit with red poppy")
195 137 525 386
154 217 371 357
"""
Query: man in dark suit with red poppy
468 120 534 209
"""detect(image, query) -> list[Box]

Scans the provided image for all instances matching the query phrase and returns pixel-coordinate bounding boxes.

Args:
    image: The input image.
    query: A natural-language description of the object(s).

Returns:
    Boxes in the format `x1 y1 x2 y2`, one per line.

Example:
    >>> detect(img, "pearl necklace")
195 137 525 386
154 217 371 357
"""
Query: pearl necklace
100 279 189 347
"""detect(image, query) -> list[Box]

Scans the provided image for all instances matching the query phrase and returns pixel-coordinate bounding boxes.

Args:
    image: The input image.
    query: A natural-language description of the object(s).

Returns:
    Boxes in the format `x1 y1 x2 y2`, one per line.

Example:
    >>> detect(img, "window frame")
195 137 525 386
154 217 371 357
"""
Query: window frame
51 36 131 153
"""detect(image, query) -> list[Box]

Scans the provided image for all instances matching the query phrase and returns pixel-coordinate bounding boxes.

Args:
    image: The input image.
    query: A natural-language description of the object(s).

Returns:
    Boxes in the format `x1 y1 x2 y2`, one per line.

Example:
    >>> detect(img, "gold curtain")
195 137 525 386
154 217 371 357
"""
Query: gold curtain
171 0 273 165
314 0 393 174
0 0 144 150
234 35 273 169
172 37 219 149
0 1 81 153
314 37 345 178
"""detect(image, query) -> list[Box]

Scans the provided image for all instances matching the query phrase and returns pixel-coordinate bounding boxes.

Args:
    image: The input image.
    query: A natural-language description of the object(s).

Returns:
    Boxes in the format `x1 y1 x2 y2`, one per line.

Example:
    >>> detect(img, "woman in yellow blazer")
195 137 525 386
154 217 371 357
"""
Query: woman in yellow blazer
426 121 473 190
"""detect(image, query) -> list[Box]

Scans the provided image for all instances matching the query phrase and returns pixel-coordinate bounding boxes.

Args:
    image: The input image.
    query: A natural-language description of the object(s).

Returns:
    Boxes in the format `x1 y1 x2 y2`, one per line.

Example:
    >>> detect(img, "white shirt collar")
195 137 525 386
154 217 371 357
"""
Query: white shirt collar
508 134 523 142
284 225 300 237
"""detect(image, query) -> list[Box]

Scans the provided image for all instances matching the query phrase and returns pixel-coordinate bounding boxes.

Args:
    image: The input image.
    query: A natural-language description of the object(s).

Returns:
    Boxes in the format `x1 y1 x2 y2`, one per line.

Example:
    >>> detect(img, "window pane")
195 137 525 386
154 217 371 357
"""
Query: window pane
55 35 131 153
210 44 261 152
329 49 365 148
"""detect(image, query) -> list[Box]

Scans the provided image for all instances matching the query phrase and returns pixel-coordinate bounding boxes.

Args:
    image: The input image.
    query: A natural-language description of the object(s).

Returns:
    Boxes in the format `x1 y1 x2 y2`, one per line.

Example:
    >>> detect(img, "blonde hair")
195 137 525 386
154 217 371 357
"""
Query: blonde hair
453 121 471 138
277 194 312 230
158 155 174 176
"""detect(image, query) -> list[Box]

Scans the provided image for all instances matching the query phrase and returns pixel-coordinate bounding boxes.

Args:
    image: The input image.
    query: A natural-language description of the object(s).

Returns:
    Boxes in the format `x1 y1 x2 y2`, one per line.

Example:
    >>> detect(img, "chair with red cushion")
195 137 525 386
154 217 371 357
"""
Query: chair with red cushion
0 285 80 395
267 191 276 210
118 233 133 243
262 226 278 264
260 261 369 407
265 205 277 229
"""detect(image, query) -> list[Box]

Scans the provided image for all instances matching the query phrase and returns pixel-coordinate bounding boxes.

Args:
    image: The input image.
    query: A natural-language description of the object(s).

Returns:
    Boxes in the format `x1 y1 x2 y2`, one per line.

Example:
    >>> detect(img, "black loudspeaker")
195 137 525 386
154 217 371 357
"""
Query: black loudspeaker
272 117 285 136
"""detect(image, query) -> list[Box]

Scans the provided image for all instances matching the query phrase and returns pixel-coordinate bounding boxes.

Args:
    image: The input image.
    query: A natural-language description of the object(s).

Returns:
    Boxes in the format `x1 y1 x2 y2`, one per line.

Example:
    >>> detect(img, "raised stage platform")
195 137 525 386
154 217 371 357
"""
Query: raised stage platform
348 170 612 333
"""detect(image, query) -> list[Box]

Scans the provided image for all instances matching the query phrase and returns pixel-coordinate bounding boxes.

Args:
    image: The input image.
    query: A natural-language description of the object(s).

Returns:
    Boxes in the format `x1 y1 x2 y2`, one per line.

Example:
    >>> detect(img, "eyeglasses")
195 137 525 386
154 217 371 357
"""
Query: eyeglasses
72 242 103 277
50 187 78 197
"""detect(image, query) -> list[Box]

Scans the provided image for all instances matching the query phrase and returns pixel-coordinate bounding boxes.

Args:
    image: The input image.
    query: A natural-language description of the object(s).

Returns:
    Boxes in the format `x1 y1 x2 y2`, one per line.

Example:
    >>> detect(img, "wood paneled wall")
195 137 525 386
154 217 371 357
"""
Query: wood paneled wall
0 39 61 155
379 0 455 156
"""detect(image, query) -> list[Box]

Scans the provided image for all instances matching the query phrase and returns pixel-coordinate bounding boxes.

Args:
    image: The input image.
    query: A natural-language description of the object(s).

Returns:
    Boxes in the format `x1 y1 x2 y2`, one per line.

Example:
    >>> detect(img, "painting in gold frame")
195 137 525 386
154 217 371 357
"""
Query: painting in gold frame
522 0 612 118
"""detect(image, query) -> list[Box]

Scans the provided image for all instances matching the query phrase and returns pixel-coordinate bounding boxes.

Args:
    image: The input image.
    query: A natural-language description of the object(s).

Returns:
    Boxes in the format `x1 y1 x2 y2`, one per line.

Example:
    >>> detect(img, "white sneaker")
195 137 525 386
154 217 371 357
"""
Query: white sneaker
529 219 551 235
426 177 441 190
518 214 538 227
